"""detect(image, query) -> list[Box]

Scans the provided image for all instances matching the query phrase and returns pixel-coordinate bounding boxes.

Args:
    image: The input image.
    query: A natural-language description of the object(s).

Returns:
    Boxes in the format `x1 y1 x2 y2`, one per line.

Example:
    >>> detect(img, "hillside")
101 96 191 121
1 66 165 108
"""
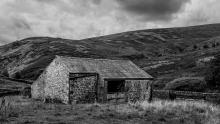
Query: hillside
1 23 220 89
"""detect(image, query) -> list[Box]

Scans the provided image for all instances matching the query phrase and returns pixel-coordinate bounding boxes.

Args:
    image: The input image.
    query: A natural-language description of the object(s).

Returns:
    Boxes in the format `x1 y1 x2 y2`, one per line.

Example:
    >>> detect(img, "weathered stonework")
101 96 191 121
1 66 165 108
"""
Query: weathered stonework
31 71 46 100
31 58 69 104
125 80 151 102
69 74 97 103
44 59 69 103
104 80 151 103
31 56 153 104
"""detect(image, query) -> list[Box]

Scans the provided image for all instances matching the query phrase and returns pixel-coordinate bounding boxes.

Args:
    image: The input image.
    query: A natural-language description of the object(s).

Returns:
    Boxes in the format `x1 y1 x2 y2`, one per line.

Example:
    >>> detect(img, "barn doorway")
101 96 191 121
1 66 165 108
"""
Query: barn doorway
107 80 125 94
107 79 126 103
69 73 98 104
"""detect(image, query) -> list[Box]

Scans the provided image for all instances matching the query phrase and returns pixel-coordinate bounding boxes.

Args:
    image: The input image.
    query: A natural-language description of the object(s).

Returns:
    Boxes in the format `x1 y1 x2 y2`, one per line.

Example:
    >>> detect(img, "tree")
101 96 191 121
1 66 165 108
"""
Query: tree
212 43 216 48
14 72 21 79
193 45 198 50
1 69 9 77
205 55 220 87
203 44 209 49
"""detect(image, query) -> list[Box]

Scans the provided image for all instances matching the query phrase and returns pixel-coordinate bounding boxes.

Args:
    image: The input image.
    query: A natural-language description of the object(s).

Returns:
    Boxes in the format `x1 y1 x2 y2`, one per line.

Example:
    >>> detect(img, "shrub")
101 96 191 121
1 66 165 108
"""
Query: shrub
13 72 21 79
21 87 31 98
203 44 209 49
193 45 198 50
1 69 9 77
212 43 216 48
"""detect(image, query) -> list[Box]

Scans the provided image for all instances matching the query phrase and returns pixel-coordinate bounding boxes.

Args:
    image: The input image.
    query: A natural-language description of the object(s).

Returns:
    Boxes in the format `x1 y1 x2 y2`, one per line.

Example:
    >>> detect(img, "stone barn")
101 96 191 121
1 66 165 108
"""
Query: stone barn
31 56 153 104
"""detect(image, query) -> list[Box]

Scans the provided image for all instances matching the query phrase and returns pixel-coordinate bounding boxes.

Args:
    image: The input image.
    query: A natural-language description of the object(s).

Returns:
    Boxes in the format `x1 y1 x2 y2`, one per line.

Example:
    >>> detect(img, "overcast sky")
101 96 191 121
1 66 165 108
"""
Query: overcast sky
0 0 220 44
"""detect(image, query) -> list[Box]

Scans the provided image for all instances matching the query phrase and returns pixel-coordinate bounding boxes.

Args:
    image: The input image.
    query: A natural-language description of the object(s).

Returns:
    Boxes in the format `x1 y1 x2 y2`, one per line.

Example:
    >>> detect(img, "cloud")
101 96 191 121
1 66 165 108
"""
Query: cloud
0 0 126 43
171 0 220 27
0 0 219 44
116 0 190 21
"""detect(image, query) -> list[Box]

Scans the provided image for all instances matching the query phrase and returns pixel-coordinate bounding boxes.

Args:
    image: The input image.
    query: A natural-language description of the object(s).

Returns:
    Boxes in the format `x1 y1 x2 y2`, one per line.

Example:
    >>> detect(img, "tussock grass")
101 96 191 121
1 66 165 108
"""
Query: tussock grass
1 96 220 124
128 100 220 124
88 100 220 124
0 97 20 122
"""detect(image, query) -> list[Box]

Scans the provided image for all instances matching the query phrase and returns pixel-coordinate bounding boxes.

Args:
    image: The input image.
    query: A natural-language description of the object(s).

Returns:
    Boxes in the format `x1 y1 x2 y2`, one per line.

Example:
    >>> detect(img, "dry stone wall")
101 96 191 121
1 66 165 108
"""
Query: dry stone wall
125 80 150 102
69 74 97 104
44 59 69 104
31 71 46 100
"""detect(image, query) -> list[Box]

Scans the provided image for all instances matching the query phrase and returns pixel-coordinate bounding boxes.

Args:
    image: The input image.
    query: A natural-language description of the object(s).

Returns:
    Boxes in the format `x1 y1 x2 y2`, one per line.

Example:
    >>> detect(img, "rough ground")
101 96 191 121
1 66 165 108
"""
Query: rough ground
0 96 219 124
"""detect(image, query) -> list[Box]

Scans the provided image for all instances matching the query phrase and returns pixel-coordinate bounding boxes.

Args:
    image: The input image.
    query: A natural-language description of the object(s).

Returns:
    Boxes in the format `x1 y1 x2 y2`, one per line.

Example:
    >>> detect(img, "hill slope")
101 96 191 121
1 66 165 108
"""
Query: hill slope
1 23 220 89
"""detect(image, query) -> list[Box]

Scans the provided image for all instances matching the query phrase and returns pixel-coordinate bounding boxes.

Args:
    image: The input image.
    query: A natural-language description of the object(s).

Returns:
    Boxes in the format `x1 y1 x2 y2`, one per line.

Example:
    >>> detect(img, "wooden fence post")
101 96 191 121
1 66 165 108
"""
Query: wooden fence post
169 90 176 101
147 81 153 103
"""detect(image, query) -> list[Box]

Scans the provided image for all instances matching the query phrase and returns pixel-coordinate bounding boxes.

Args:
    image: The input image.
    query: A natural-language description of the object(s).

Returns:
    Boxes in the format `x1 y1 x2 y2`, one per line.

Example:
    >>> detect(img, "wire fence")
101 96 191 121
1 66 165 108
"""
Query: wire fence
153 90 220 103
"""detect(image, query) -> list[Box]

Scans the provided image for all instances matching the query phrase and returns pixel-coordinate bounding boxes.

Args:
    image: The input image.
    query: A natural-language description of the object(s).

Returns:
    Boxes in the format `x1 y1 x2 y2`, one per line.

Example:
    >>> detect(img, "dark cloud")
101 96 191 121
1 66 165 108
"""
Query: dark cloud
116 0 190 21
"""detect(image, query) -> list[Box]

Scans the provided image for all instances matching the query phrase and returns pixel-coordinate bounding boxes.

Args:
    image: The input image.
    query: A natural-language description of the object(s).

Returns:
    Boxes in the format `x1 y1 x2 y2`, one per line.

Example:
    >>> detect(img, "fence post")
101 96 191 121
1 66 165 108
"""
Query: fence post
147 81 153 103
148 85 152 102
169 90 176 101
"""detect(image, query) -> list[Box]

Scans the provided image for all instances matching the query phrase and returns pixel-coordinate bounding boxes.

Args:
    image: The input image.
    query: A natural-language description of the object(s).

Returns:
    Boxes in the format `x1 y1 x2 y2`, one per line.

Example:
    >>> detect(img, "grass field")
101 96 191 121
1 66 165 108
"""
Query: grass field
0 96 220 124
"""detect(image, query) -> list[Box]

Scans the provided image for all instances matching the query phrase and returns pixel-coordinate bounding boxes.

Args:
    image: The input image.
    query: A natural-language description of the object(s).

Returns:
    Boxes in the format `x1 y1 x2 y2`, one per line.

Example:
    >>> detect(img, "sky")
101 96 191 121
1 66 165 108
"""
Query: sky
0 0 220 44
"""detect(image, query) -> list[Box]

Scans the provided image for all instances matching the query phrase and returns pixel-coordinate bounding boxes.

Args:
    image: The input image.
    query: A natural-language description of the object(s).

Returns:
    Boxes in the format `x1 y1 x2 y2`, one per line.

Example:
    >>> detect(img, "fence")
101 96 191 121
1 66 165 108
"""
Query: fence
1 88 220 103
153 90 220 103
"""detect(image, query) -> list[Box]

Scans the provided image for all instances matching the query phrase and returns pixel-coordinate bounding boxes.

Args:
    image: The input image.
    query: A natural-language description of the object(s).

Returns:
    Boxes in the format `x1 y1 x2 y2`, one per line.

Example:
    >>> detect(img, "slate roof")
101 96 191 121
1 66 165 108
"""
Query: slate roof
56 56 153 79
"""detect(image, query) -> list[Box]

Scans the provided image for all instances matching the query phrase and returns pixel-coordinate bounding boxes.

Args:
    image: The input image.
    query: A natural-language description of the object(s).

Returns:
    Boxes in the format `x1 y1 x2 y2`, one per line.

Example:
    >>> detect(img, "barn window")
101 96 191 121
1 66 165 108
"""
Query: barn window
107 80 125 94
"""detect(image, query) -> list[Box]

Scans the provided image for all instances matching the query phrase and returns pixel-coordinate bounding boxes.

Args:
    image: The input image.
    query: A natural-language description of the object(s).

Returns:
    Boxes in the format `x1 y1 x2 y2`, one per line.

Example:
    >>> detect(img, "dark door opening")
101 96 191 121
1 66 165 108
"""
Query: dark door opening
107 80 125 94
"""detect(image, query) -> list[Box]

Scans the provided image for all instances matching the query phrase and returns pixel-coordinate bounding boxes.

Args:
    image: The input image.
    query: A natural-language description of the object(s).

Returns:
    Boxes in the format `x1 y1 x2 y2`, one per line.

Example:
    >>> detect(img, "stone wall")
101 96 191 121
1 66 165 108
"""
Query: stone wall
69 74 97 104
125 80 151 102
103 79 151 103
31 71 46 100
44 59 69 104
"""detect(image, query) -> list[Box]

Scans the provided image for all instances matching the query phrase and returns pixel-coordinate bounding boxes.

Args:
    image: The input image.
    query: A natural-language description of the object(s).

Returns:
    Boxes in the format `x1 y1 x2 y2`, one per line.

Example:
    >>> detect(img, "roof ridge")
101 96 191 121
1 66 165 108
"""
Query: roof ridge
55 55 130 61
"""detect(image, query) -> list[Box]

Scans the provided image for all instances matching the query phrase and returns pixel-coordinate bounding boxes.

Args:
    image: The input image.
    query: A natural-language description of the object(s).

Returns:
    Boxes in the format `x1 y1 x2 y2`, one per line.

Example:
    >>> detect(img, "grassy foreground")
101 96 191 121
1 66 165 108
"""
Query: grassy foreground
0 96 220 124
